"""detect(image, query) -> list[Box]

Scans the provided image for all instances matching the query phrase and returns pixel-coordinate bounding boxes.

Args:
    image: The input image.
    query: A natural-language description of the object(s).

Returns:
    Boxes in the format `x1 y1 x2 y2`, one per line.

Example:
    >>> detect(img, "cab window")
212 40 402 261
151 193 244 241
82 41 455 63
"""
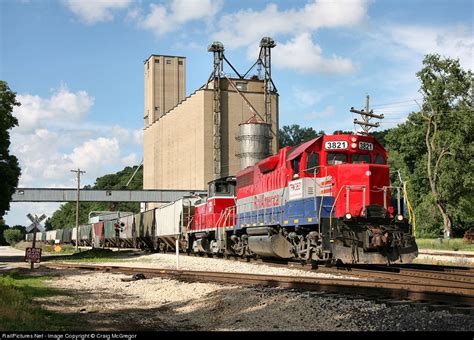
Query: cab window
292 156 301 175
351 154 370 164
374 154 385 164
305 153 319 174
327 153 347 165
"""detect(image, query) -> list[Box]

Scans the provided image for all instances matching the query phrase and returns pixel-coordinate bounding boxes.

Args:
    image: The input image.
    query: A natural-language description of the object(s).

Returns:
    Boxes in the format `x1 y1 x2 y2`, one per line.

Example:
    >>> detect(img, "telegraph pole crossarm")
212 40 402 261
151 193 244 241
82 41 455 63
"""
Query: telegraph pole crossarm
351 95 384 134
353 120 380 128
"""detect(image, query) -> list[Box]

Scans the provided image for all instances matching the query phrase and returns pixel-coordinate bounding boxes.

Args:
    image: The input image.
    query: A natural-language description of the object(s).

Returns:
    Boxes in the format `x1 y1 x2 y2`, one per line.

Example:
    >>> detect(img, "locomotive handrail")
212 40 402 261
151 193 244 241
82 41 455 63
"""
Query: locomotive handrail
381 186 403 216
306 165 330 235
329 185 367 240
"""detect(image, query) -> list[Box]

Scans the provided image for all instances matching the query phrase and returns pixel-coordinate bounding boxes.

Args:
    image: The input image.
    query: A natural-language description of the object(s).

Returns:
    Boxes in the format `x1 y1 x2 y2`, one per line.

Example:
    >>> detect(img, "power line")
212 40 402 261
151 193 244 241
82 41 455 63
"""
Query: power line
371 97 462 108
370 98 423 107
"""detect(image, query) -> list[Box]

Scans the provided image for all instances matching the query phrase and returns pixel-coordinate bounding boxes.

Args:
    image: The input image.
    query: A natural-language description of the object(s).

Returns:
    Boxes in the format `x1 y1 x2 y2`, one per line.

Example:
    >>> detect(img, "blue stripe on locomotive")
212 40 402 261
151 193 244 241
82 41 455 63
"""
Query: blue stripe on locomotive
235 196 334 230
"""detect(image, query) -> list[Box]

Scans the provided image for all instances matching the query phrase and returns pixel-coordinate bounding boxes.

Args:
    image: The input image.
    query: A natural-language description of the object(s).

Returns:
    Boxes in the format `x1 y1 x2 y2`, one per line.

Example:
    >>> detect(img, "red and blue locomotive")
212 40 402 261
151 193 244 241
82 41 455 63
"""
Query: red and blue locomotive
187 133 418 264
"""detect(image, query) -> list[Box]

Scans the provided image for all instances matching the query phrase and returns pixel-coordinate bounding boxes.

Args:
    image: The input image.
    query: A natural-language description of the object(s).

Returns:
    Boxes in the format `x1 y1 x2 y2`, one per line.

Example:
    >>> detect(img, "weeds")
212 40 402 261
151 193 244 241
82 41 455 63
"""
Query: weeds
0 271 76 331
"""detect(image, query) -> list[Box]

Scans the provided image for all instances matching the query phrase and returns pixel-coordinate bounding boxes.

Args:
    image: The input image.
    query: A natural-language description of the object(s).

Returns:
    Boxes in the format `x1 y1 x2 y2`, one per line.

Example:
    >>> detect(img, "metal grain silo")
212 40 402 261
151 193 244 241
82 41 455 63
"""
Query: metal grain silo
236 116 272 170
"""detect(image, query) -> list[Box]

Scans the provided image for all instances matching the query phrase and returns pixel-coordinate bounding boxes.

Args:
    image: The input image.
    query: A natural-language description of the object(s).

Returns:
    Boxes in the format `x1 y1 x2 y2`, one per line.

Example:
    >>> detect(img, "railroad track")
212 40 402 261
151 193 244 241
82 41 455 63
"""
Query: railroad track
225 255 474 288
43 261 474 314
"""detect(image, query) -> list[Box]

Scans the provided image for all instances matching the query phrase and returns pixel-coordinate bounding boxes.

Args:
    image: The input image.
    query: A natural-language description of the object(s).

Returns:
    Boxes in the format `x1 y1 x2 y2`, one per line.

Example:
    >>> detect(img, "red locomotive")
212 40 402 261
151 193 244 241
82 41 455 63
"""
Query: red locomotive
188 133 418 264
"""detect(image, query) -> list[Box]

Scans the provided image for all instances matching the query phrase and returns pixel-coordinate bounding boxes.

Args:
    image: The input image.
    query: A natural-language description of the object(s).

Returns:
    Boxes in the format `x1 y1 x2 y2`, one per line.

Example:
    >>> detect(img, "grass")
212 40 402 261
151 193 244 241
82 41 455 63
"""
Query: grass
415 238 474 252
0 271 77 331
48 248 140 263
15 242 141 262
15 241 78 255
413 258 472 266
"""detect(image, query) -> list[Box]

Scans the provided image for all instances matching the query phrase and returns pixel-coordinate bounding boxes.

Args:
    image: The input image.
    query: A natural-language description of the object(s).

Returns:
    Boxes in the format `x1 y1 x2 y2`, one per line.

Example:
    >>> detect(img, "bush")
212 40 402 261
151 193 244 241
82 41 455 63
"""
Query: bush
4 229 24 246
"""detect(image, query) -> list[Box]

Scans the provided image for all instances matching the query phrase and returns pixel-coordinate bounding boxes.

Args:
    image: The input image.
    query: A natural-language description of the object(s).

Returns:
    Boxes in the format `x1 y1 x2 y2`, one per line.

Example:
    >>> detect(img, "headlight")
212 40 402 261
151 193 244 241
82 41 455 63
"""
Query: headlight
396 214 404 221
345 213 352 220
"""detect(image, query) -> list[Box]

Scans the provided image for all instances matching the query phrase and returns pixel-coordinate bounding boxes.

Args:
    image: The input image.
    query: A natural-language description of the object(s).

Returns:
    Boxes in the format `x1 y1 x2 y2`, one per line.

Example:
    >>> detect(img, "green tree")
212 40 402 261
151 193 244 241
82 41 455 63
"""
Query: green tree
417 55 472 238
48 165 143 228
4 228 23 245
386 54 473 238
279 125 324 147
369 129 390 148
0 81 21 217
0 218 8 245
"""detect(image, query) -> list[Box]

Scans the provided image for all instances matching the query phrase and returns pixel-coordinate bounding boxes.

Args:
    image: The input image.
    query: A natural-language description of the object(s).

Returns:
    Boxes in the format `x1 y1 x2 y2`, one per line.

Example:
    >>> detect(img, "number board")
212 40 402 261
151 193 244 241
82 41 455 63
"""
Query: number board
288 179 303 201
359 142 374 151
24 247 42 263
325 141 348 150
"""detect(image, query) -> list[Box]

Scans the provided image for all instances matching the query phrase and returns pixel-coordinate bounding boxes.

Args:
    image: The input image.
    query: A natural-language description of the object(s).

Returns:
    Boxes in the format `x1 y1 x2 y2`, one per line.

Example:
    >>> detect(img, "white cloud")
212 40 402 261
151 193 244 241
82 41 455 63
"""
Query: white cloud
68 137 120 170
63 0 132 25
11 131 139 188
139 0 223 36
121 153 137 165
14 84 94 132
273 33 357 74
386 24 474 70
10 84 142 190
214 0 369 49
292 86 324 107
133 129 143 145
304 105 337 120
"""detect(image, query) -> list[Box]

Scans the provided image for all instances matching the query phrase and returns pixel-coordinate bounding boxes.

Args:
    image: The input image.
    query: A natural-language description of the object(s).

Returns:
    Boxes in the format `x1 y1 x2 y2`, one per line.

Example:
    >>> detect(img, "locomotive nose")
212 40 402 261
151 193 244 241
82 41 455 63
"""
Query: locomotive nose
335 163 389 218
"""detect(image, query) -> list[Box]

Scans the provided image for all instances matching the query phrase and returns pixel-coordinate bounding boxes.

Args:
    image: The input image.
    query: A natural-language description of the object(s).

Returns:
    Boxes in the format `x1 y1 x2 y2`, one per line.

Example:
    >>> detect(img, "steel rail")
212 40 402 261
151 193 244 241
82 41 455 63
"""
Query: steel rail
43 262 474 308
220 255 474 287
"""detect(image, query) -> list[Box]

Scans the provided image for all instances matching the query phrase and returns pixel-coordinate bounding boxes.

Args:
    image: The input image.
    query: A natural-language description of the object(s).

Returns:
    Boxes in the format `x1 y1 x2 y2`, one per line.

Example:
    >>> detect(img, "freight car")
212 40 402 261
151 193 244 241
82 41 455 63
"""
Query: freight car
26 133 418 265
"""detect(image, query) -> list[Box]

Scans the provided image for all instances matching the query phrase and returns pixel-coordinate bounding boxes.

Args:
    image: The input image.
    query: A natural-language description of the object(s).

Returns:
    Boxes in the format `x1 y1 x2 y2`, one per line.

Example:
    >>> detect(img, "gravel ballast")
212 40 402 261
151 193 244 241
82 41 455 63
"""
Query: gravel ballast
41 268 473 332
84 252 360 280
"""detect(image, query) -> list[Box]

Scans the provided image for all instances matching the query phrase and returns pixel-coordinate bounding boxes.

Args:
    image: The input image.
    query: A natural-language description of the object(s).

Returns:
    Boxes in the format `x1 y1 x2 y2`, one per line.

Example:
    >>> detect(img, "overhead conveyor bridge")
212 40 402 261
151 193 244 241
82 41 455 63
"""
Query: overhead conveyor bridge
11 188 207 203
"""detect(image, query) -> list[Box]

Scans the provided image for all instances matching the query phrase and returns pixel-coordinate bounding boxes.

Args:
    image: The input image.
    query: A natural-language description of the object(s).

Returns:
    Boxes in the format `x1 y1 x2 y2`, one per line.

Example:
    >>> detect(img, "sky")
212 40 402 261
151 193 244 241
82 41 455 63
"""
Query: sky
1 0 472 226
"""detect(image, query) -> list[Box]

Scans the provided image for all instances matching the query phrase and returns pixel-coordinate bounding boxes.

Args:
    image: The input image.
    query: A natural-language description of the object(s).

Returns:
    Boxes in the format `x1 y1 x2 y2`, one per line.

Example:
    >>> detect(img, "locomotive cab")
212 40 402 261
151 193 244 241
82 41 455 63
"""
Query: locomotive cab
208 176 236 197
190 177 236 255
313 134 417 264
264 133 418 264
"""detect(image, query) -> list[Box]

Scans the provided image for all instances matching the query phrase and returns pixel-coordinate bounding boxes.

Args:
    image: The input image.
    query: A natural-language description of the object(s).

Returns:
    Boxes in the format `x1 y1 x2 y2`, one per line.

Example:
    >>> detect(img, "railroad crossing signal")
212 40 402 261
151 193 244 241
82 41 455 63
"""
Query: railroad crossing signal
25 213 46 270
26 213 47 233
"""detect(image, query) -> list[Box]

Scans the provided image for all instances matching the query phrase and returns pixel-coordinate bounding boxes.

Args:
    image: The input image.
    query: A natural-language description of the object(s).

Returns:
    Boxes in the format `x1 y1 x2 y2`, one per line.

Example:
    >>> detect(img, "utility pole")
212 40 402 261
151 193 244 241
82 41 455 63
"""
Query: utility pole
71 168 86 252
350 95 384 134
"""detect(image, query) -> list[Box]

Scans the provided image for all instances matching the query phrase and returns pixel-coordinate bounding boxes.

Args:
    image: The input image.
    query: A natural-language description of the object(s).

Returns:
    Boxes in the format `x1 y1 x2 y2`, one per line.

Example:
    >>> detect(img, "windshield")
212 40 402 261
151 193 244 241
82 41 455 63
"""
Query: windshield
374 154 385 164
351 154 371 164
327 153 347 165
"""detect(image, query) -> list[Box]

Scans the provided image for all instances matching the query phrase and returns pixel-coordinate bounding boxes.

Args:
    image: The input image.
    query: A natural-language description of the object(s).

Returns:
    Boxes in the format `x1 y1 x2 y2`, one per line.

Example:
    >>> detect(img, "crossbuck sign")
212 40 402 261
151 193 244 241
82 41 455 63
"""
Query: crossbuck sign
26 213 47 233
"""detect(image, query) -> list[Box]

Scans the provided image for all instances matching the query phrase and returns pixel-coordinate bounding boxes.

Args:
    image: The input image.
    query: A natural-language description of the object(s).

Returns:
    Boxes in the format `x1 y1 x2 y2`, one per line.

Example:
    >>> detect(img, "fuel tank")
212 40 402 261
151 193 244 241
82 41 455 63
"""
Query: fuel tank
248 234 293 258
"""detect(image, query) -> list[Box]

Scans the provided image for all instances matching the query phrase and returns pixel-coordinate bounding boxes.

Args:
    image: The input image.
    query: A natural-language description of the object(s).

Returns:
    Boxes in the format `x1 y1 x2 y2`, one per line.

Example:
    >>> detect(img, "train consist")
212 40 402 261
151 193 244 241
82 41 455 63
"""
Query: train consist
26 133 418 264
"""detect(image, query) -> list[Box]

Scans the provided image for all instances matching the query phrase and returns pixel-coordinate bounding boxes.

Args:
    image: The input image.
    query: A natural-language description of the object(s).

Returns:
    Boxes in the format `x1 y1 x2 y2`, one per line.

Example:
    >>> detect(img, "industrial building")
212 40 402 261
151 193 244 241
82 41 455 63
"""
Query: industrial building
143 38 279 195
